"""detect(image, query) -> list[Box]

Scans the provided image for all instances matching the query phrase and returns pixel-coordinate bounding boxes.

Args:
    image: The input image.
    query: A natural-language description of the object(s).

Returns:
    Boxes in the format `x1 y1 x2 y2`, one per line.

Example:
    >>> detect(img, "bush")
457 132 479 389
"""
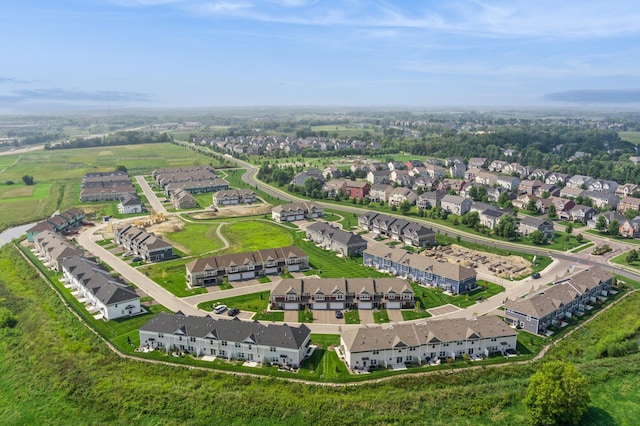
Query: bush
0 307 17 328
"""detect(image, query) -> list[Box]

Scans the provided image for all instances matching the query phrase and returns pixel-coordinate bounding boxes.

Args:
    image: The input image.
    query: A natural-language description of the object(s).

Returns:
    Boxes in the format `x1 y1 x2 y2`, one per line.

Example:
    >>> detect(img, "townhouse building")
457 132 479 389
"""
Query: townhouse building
270 277 414 311
504 267 613 334
185 246 308 288
363 245 477 294
271 201 324 222
305 222 368 257
113 224 174 262
341 316 517 370
139 312 311 368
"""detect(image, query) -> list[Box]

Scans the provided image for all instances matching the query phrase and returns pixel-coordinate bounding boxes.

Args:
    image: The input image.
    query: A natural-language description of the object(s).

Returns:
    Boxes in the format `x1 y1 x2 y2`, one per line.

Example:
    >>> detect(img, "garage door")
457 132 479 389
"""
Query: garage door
296 215 304 220
359 302 372 310
228 273 241 281
288 265 300 272
313 303 327 310
241 272 255 279
284 303 298 310
265 267 278 274
329 303 343 309
387 302 401 309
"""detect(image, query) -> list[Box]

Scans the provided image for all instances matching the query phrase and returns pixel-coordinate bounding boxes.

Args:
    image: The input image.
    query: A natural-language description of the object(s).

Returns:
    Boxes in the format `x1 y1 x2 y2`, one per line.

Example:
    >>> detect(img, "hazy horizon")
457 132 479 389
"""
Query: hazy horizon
2 1 640 113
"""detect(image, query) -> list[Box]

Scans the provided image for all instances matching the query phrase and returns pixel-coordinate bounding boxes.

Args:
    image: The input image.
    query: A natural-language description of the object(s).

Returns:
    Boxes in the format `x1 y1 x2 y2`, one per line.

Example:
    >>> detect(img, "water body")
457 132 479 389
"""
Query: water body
0 223 34 248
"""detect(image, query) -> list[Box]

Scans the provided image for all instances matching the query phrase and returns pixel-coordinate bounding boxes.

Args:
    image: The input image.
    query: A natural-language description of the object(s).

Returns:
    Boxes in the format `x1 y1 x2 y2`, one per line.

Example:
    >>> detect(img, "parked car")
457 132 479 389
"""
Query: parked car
335 310 343 319
227 308 240 317
214 305 227 314
131 256 142 262
532 272 541 279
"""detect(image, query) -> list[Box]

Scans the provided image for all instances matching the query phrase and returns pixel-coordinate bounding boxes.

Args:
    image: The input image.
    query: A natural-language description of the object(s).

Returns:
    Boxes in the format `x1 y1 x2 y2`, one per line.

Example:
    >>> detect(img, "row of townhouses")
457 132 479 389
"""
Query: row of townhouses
269 277 414 311
504 267 613 334
139 312 311 368
357 213 436 248
213 189 257 206
340 316 517 370
26 208 85 242
113 224 174 262
305 222 368 257
185 245 309 288
80 171 136 202
32 230 84 271
271 201 324 223
363 244 477 294
62 255 142 321
153 166 217 188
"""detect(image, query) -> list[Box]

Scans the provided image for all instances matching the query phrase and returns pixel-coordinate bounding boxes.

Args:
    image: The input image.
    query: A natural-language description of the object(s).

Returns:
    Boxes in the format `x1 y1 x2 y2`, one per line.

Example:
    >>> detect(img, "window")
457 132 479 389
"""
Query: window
490 337 497 342
439 351 446 357
270 347 276 352
407 355 413 361
221 341 228 346
229 266 238 273
409 346 416 352
372 349 379 355
371 359 378 365
220 350 226 357
387 292 395 300
189 337 196 343
360 293 370 301
286 294 296 301
158 333 164 339
443 342 449 347
315 293 324 301
336 293 344 301
457 341 463 346
235 342 241 348
246 263 255 271
188 346 194 352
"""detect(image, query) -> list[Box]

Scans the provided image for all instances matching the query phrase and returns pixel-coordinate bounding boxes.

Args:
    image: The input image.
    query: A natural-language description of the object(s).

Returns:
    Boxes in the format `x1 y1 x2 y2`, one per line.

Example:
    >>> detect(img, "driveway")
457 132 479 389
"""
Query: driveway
284 310 298 323
387 309 404 323
359 310 375 325
314 309 344 325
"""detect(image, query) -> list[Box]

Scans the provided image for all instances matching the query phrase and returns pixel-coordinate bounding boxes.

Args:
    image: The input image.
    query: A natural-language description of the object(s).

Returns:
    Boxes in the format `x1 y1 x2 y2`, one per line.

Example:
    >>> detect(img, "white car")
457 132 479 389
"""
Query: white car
214 305 228 314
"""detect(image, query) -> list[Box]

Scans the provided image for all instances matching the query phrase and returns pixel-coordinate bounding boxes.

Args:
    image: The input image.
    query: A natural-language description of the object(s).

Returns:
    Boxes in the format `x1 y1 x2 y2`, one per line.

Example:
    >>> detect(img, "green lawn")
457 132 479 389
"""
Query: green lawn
344 310 360 324
298 309 314 323
253 311 284 321
221 220 294 253
163 221 226 255
619 131 640 145
197 291 271 312
412 281 505 310
401 309 432 321
373 309 390 323
139 258 207 297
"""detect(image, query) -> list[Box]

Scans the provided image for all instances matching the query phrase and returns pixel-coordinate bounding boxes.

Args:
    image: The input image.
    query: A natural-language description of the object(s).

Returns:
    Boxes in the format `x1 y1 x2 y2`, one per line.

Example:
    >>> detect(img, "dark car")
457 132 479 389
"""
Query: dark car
532 272 541 279
335 310 343 319
227 308 240 317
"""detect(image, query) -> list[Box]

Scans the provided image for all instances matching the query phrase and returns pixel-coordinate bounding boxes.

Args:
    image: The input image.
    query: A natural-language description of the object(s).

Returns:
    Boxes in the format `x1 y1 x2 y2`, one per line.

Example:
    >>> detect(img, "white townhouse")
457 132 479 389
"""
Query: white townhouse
340 316 517 370
62 256 142 321
271 201 324 222
139 312 311 368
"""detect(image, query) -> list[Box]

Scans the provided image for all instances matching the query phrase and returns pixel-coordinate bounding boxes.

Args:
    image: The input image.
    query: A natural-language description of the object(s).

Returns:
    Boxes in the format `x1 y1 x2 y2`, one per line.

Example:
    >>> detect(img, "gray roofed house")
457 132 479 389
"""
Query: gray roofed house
363 244 476 294
340 316 517 369
305 222 368 257
518 216 555 239
441 194 472 215
186 245 309 288
139 312 311 367
117 193 143 214
272 201 324 222
62 256 142 320
33 230 84 271
113 224 174 262
504 267 612 334
417 190 444 209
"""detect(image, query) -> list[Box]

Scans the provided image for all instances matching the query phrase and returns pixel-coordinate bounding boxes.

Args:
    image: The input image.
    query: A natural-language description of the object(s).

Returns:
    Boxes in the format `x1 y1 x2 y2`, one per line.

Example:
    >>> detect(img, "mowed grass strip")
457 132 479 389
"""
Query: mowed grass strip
197 291 270 312
219 220 294 253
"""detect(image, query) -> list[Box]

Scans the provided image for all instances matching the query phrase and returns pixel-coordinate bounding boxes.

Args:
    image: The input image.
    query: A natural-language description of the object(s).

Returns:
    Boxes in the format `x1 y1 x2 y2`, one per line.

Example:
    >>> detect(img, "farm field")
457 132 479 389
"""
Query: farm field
0 143 220 232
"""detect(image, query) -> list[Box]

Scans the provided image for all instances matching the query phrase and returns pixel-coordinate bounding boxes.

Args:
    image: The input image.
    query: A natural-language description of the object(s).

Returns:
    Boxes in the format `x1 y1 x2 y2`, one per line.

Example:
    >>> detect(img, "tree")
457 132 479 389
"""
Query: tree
524 361 590 426
495 214 517 240
566 222 573 234
576 233 584 243
22 175 34 185
115 164 128 173
624 208 639 220
399 200 412 215
547 204 557 219
0 307 17 328
608 219 620 237
595 215 607 232
529 230 545 245
462 211 480 229
626 249 638 264
527 198 538 213
498 190 511 208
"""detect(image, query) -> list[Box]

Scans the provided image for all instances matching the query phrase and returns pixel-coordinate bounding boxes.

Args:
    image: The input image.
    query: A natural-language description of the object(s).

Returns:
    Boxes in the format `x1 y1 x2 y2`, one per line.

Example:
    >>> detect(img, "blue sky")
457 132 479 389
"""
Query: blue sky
1 0 640 111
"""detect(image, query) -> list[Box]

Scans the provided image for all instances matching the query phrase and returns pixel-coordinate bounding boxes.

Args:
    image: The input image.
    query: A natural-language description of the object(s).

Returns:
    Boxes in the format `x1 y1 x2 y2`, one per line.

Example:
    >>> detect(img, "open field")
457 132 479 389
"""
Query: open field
0 143 221 232
619 131 640 145
3 243 640 425
198 291 271 313
162 221 226 255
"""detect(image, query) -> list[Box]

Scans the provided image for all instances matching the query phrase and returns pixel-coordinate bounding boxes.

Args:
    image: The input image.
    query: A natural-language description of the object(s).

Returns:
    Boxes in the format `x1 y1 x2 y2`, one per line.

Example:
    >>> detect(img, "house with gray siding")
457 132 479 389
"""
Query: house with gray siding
363 245 477 294
305 222 367 257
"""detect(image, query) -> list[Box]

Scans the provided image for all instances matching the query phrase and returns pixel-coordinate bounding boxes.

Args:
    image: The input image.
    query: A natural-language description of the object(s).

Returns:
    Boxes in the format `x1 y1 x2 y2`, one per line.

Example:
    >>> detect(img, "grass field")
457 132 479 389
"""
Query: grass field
197 291 271 313
412 281 505 311
163 221 226 255
619 131 640 145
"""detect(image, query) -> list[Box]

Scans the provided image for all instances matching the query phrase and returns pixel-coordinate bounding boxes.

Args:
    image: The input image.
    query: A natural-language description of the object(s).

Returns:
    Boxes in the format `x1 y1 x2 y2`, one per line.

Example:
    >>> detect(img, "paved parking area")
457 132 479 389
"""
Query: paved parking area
387 309 404 323
359 310 375 325
314 310 344 325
